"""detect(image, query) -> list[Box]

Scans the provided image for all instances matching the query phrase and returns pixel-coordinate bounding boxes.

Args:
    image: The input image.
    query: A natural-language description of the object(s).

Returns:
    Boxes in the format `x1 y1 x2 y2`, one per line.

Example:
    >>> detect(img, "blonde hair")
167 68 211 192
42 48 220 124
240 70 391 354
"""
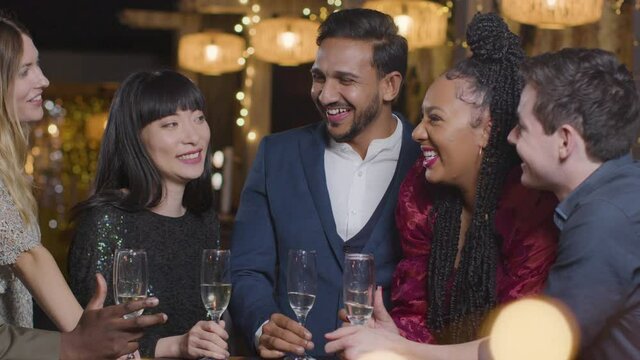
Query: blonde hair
0 16 37 225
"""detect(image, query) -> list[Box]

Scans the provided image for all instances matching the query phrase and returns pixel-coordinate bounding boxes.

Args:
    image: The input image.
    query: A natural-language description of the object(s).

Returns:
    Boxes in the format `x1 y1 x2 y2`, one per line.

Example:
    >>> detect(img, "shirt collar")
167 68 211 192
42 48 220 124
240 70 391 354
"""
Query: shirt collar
554 153 634 230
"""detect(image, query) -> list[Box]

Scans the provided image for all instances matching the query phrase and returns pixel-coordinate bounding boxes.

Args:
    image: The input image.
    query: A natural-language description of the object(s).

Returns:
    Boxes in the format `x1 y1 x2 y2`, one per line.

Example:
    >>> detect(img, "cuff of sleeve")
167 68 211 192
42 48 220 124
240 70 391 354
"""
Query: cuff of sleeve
254 319 270 350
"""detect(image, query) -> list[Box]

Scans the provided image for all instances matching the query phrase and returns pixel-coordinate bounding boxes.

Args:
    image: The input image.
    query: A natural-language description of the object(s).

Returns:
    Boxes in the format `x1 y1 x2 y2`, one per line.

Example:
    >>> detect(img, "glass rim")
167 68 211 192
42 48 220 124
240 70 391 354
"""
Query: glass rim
345 253 373 260
288 249 316 254
202 248 230 253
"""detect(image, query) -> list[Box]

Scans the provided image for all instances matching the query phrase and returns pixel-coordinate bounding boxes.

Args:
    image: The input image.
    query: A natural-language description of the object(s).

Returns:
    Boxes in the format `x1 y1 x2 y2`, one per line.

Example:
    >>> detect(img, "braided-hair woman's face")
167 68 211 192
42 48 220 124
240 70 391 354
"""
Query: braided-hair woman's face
413 76 491 190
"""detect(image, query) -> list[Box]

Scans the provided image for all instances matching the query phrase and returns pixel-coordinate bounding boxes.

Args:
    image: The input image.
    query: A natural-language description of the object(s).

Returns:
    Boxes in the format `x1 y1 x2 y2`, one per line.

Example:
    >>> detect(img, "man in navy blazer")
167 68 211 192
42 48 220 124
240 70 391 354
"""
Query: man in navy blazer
229 8 419 358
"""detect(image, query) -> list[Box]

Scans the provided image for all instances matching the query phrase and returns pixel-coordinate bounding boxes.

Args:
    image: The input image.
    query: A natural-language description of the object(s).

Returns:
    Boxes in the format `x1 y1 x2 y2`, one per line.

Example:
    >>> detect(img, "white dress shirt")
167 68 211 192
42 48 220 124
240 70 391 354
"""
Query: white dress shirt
325 116 402 241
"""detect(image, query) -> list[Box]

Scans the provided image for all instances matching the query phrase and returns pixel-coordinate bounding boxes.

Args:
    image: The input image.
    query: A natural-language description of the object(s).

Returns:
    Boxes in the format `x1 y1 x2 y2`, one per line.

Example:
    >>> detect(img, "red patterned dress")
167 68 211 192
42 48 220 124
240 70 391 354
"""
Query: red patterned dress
391 160 559 343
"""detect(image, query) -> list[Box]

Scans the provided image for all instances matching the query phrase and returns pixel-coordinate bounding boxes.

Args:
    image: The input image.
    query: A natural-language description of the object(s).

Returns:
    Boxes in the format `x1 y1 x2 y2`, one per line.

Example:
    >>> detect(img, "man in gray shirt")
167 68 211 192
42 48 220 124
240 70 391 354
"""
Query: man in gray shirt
508 48 640 359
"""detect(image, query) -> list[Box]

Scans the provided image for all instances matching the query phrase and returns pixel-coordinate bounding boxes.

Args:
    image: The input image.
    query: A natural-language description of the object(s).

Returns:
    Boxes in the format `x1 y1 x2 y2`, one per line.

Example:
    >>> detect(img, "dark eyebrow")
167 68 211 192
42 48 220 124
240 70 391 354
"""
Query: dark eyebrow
333 70 359 79
310 67 322 76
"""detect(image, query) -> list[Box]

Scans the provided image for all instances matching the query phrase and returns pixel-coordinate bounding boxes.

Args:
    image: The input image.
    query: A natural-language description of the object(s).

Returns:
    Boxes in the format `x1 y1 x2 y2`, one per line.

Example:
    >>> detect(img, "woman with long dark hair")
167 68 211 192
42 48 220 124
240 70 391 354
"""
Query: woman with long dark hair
69 70 229 359
325 13 558 358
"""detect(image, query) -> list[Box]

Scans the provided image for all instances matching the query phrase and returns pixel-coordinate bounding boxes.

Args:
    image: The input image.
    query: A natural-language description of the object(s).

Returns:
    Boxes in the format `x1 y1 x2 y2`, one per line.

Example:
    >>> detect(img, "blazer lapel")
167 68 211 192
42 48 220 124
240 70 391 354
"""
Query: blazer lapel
363 118 419 253
299 124 345 270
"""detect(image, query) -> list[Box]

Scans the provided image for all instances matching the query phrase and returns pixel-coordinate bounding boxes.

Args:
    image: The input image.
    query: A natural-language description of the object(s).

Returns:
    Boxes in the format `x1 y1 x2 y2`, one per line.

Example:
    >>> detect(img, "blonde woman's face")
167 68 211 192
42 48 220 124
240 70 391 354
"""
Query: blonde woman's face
12 34 49 123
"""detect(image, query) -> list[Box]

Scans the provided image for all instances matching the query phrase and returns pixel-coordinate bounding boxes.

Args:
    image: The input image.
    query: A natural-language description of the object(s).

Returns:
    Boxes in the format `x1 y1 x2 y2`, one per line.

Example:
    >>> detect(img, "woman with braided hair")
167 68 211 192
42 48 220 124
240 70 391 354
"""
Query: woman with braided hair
324 13 558 358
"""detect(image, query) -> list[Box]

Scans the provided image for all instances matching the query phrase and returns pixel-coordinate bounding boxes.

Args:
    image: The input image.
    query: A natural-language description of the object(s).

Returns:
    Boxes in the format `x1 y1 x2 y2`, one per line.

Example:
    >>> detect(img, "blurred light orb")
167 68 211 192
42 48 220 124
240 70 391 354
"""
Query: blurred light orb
212 150 225 168
489 297 577 360
211 173 223 190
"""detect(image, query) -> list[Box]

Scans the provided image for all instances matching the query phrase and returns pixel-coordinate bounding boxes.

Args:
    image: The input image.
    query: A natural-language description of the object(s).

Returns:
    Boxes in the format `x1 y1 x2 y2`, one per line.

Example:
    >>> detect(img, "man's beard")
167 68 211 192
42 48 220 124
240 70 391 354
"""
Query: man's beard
320 94 381 143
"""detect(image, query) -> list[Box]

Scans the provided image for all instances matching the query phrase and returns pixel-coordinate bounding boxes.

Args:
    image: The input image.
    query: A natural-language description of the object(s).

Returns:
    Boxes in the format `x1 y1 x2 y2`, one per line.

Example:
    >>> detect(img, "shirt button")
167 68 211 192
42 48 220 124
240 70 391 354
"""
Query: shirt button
357 171 363 177
350 210 357 215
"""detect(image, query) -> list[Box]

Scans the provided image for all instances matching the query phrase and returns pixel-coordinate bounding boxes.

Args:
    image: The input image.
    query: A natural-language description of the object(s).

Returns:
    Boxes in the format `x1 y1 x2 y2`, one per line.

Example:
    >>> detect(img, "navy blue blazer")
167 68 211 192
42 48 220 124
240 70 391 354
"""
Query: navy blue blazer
229 118 419 356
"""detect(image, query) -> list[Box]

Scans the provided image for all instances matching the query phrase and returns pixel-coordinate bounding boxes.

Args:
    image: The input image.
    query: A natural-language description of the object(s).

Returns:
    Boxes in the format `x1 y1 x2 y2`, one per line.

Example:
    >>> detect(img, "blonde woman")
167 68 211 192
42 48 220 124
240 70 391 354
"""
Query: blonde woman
0 14 82 331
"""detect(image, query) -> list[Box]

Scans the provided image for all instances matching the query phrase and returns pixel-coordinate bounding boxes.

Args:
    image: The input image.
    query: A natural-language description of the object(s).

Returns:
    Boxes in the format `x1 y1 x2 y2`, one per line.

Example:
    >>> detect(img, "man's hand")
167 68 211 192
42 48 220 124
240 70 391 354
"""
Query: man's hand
60 274 167 360
258 313 313 358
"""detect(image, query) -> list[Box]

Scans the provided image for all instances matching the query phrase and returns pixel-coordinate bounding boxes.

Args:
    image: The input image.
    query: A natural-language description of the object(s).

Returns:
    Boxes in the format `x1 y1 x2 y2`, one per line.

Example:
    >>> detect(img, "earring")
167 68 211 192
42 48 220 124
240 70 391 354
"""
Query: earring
478 146 483 157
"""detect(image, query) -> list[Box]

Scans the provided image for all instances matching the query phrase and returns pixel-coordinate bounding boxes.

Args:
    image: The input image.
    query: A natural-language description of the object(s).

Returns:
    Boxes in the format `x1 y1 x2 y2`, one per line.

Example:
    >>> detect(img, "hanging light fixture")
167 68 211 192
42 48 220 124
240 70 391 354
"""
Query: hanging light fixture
363 0 449 50
251 17 318 66
501 0 604 29
178 31 246 75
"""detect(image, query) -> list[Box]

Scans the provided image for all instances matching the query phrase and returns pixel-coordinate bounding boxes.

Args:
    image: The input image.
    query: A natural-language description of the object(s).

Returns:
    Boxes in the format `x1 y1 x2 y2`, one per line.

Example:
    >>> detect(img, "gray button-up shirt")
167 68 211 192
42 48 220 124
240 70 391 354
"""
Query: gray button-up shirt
545 154 640 359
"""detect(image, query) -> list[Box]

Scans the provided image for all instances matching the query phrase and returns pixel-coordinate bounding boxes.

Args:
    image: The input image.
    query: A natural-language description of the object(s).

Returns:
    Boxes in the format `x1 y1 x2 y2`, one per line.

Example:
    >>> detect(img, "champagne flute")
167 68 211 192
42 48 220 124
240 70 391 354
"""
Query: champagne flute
287 249 317 360
113 249 148 319
200 249 232 323
343 253 375 325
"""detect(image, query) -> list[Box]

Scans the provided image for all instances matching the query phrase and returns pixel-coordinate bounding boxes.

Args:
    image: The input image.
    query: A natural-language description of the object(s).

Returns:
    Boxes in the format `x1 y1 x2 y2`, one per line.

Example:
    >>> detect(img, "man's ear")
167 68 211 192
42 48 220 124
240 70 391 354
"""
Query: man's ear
557 124 580 161
381 71 403 102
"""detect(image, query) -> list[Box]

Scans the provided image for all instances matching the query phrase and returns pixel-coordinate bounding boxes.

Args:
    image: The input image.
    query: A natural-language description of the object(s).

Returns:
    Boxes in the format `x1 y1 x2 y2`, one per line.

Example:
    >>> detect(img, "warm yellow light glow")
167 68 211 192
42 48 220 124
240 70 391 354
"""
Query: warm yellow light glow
252 15 260 23
236 91 245 101
236 117 245 126
247 46 255 55
393 14 413 37
238 0 248 4
240 108 249 116
364 1 448 49
234 24 243 33
278 31 299 49
335 0 342 7
489 297 577 360
501 0 604 29
179 32 246 75
303 8 311 15
247 131 257 141
205 44 219 61
252 17 318 66
47 124 59 137
251 4 260 12
238 57 246 65
31 146 41 156
242 16 251 25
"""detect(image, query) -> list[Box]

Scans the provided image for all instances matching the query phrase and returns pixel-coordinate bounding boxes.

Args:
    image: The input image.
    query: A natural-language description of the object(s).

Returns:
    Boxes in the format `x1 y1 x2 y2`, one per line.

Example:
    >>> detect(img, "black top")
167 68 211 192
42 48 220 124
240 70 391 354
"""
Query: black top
546 154 640 359
68 204 220 357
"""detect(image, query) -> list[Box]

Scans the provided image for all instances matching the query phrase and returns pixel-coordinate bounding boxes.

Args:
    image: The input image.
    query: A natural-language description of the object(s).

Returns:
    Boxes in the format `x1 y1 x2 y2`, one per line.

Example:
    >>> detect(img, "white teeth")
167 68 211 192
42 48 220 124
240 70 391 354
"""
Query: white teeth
423 150 437 160
326 108 349 115
178 152 199 160
29 95 42 102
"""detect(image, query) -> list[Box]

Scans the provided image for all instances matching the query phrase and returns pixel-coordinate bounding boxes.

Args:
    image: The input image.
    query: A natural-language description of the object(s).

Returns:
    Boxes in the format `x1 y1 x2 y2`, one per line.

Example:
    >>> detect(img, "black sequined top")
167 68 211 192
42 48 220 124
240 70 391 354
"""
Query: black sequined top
68 204 220 357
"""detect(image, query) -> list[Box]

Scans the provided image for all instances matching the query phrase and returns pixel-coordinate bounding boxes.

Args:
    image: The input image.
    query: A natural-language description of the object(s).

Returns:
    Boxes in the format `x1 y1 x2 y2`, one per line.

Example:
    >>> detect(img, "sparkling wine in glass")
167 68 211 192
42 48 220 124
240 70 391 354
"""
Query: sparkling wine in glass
343 253 375 325
287 249 317 360
201 249 231 323
113 249 148 319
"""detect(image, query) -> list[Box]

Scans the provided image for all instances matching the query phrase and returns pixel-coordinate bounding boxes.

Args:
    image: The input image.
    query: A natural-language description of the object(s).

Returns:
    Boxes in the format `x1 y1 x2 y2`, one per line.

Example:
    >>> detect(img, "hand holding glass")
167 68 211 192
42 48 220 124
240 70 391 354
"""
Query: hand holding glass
201 249 232 323
114 249 148 319
343 253 375 325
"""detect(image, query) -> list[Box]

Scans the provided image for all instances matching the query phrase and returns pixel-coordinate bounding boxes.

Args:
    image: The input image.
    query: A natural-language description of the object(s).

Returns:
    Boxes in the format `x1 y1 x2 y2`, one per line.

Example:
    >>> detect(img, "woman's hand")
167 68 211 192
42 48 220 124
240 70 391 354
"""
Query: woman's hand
325 325 407 360
179 320 230 359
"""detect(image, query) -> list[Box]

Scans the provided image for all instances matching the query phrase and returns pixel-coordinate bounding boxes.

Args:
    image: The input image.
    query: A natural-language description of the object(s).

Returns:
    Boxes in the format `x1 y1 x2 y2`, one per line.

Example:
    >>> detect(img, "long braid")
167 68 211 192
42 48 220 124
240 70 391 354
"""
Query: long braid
426 13 524 343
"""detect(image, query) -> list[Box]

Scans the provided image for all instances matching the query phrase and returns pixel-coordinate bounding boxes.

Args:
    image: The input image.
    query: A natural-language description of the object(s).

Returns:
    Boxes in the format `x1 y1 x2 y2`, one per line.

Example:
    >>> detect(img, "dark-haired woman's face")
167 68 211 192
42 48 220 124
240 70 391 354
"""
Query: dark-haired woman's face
412 76 490 191
140 109 210 188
